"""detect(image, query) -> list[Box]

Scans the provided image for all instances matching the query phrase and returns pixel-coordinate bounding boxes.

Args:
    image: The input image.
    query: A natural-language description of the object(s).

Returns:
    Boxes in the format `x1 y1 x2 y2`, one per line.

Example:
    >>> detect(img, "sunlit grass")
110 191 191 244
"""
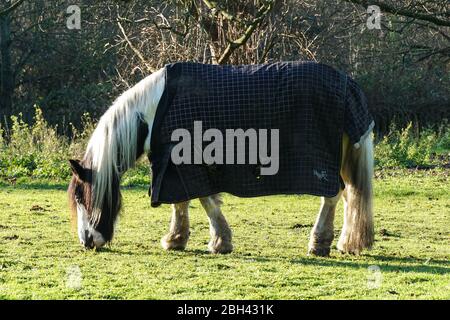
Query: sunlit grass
0 169 448 299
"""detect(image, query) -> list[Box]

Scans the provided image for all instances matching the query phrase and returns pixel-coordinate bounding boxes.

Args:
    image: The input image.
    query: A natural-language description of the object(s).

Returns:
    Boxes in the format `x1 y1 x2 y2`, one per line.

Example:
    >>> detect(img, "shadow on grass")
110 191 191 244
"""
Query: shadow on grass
0 180 150 191
230 253 450 275
95 246 211 257
369 254 450 266
96 247 140 256
66 240 449 275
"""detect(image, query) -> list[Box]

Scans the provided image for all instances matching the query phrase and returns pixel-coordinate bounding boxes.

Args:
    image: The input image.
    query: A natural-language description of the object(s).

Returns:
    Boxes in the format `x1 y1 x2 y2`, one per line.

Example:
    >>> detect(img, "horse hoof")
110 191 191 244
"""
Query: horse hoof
308 247 331 257
337 243 361 255
161 233 188 251
208 238 233 254
338 249 360 256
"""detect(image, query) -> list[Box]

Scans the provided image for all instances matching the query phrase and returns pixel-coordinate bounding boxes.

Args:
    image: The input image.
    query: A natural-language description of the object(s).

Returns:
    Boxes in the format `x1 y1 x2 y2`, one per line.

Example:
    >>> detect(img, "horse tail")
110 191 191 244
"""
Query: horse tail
338 133 374 254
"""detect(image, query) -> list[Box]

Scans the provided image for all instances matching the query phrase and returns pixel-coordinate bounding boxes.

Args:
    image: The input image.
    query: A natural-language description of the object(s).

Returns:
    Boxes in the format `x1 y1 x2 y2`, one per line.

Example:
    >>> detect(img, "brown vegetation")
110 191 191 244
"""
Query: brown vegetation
0 0 448 132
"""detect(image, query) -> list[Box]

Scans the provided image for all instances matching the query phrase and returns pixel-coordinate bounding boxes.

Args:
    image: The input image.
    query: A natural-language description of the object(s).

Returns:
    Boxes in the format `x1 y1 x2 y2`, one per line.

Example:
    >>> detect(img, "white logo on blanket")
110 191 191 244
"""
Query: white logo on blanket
313 169 328 181
171 121 279 175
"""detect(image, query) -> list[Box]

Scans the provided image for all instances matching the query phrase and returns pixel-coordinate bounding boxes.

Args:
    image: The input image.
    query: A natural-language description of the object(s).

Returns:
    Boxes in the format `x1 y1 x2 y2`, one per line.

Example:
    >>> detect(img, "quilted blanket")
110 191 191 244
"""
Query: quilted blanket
149 62 374 206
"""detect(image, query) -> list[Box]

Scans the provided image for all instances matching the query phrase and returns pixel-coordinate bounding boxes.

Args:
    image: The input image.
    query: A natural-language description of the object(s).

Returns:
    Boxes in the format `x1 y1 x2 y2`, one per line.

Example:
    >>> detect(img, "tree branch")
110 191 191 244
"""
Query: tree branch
343 0 450 27
0 0 25 17
202 0 239 22
218 1 275 64
118 16 188 37
117 20 156 73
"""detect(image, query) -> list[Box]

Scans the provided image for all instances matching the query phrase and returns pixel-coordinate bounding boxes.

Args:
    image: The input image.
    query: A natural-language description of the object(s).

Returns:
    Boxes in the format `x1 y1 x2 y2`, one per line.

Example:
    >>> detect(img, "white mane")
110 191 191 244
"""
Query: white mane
85 68 166 223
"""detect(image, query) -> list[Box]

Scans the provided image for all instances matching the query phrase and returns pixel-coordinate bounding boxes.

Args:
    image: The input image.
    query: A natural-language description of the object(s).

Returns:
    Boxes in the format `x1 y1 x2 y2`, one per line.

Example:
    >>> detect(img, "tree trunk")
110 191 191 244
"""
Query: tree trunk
0 13 13 122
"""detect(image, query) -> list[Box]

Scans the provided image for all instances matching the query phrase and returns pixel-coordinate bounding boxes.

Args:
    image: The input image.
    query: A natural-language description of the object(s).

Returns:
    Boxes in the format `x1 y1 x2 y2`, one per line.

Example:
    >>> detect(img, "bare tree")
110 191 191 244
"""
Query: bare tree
0 0 25 122
0 0 448 130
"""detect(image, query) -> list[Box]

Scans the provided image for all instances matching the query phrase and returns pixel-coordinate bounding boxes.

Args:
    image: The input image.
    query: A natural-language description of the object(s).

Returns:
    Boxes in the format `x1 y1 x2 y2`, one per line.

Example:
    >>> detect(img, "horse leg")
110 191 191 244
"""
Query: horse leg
308 191 342 257
200 194 233 254
161 201 190 250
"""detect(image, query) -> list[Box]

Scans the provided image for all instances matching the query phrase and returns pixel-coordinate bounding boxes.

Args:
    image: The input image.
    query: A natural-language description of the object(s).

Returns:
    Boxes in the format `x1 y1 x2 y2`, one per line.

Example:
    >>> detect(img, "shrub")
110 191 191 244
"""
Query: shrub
122 159 151 187
0 106 94 180
374 122 449 169
0 107 448 182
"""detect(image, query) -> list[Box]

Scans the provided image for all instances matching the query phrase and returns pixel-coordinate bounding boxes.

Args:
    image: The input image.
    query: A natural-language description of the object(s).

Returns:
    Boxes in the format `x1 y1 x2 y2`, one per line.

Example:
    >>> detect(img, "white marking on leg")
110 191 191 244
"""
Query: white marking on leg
200 195 232 253
308 191 342 255
161 201 190 250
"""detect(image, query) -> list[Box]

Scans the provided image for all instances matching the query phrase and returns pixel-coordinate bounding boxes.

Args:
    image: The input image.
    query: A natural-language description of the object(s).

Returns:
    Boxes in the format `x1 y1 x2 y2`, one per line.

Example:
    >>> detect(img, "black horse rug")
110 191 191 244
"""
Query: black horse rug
149 61 374 207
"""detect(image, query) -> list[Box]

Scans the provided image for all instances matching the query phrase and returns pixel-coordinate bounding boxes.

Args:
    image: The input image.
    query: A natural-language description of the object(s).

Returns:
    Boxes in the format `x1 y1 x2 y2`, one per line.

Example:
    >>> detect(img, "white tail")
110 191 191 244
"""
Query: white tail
338 133 374 254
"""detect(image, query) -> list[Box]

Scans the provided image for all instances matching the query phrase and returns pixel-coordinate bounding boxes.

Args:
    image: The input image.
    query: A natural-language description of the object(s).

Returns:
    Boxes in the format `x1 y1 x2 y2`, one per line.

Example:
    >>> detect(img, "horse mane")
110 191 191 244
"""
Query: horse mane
85 68 165 225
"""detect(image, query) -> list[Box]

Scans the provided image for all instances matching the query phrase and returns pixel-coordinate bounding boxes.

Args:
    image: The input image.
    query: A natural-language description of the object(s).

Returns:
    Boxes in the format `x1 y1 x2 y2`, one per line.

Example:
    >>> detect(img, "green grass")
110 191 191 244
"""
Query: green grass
0 169 449 300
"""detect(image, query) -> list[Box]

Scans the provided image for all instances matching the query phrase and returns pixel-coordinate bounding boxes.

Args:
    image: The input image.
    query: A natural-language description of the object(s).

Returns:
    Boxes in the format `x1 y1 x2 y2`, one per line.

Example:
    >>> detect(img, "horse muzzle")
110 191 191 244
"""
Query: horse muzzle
80 229 106 249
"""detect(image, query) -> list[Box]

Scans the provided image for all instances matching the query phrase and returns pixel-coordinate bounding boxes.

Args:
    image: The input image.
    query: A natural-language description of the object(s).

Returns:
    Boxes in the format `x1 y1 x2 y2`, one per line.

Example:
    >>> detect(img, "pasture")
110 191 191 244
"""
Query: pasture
0 169 448 300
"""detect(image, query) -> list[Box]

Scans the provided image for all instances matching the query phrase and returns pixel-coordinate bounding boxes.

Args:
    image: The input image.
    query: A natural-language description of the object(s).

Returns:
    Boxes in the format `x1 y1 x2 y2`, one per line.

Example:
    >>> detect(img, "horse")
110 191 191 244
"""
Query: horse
68 62 374 257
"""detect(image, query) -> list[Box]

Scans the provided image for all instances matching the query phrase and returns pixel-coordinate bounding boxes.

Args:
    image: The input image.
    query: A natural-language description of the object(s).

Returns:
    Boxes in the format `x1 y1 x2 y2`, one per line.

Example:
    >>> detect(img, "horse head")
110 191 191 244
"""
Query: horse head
68 157 121 249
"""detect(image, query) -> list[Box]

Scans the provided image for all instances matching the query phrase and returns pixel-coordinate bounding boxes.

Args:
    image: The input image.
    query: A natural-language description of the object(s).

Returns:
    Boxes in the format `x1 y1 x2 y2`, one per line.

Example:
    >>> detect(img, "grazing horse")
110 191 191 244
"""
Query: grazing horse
68 62 374 256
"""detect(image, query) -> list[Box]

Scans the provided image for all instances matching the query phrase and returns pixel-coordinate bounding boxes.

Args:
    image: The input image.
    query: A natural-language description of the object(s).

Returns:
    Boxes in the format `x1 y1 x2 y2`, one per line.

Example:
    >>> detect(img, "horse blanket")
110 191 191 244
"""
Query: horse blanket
149 61 374 207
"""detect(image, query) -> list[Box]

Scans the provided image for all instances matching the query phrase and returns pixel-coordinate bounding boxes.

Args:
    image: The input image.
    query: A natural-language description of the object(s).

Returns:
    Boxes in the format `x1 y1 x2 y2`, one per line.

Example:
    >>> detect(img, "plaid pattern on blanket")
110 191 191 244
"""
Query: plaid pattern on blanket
149 62 374 206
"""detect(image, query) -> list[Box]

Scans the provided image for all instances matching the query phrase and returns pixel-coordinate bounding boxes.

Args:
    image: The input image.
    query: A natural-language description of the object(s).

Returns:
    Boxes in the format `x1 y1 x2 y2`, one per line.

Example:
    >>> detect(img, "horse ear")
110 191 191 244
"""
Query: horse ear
69 159 86 180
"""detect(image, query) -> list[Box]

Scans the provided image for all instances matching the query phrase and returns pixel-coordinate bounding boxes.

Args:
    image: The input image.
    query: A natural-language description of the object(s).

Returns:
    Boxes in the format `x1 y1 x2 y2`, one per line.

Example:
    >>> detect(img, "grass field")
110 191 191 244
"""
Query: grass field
0 169 449 300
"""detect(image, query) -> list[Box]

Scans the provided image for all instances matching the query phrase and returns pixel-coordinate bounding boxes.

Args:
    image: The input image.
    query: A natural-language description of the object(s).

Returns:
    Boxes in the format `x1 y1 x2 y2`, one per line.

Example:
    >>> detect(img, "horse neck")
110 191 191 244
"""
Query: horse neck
132 67 166 147
88 67 165 173
85 69 164 215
